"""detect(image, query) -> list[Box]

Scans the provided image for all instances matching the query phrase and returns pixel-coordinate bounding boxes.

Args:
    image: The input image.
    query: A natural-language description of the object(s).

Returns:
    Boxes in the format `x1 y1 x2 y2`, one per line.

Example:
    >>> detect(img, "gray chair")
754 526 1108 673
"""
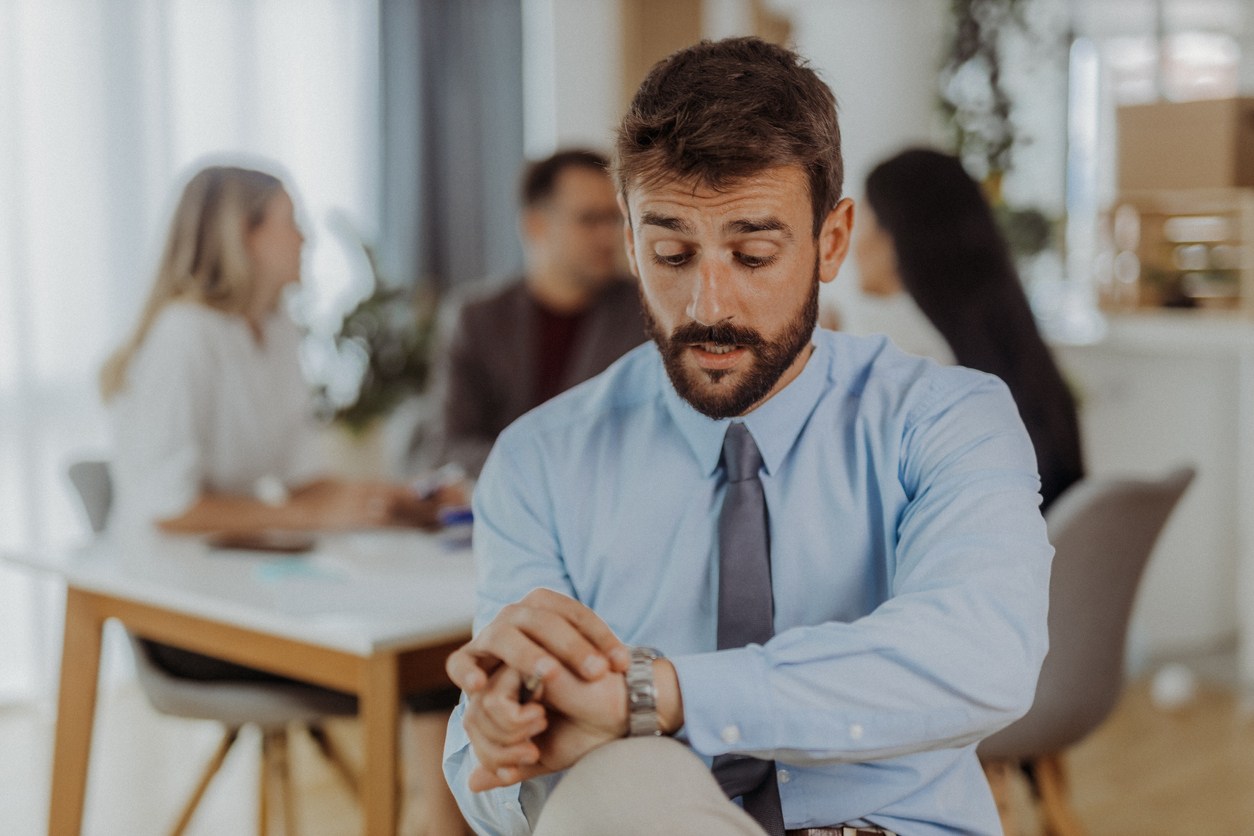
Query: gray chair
67 460 359 836
978 466 1196 836
67 460 113 534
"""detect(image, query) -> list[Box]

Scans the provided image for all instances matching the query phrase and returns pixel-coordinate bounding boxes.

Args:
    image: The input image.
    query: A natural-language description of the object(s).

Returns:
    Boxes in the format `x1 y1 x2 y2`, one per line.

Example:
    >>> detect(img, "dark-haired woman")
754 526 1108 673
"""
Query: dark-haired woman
856 148 1083 511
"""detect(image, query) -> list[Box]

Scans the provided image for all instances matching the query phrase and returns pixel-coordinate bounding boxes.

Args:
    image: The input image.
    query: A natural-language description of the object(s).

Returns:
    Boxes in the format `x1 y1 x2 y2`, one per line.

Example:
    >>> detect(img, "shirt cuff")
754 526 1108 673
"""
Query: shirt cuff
669 645 777 758
444 705 534 834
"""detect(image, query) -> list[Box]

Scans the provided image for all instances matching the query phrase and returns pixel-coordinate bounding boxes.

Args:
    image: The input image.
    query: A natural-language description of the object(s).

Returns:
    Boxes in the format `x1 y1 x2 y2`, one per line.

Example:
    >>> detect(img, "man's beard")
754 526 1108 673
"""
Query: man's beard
641 260 820 419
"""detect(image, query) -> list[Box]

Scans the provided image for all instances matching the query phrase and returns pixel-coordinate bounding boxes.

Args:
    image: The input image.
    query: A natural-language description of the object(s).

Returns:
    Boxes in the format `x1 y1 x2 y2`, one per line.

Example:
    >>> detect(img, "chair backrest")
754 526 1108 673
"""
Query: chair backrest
63 459 357 725
67 459 113 535
978 466 1195 761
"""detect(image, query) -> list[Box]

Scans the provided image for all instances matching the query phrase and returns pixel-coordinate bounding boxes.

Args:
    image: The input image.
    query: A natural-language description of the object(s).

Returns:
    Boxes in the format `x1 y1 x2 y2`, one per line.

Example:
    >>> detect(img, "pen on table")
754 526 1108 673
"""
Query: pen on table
410 462 467 501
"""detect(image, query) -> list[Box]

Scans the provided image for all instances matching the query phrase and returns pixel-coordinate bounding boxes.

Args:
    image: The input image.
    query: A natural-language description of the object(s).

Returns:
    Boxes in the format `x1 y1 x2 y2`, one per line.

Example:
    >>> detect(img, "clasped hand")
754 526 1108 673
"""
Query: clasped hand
290 479 467 531
445 588 633 791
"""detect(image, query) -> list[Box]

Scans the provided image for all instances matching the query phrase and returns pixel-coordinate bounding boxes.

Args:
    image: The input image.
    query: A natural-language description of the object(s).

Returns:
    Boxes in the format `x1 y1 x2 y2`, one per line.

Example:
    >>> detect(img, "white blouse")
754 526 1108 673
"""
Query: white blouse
109 302 325 530
840 292 956 366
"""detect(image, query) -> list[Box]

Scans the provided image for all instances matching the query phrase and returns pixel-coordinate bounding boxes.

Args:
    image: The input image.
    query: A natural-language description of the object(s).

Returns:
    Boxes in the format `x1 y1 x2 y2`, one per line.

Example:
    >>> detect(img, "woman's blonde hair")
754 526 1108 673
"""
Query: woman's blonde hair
100 166 284 400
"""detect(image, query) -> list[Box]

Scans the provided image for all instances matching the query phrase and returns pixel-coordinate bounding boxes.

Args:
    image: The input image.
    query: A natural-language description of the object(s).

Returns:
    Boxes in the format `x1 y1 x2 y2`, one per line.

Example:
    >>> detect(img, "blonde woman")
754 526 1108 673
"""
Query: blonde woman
100 165 446 533
102 164 469 834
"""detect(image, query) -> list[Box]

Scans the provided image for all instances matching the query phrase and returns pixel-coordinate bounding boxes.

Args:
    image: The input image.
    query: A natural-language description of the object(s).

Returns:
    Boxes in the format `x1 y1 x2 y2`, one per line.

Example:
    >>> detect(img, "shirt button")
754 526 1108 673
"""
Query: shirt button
849 723 864 741
721 725 741 744
777 769 791 784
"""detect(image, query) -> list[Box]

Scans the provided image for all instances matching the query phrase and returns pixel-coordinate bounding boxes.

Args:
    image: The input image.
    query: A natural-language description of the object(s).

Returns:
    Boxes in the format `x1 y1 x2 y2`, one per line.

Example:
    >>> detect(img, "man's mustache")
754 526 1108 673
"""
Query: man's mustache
669 320 764 347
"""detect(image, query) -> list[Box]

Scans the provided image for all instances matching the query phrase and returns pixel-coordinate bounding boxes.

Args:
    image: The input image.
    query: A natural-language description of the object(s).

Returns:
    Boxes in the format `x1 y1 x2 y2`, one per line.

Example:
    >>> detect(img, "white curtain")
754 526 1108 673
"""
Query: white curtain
0 0 381 700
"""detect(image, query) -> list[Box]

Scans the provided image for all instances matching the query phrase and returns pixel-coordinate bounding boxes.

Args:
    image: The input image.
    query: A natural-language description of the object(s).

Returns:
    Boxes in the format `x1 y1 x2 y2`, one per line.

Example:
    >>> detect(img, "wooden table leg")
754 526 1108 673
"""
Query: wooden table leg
48 587 105 836
982 759 1018 836
361 653 401 836
1035 753 1087 836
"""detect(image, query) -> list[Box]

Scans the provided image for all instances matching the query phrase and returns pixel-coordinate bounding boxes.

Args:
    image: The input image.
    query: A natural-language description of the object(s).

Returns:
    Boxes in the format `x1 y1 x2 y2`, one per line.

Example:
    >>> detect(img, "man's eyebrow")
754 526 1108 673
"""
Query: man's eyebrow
639 211 693 234
727 217 791 237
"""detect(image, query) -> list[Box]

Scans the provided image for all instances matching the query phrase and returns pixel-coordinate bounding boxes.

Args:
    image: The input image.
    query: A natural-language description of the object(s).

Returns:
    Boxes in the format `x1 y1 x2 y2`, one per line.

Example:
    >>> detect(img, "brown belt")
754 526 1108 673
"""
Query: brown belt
786 828 895 836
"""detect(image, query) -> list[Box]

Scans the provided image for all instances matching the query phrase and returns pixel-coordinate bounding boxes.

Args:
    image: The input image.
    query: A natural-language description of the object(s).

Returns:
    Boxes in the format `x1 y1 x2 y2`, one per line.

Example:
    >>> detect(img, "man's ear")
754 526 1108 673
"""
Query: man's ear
618 192 639 279
818 198 855 284
521 205 546 246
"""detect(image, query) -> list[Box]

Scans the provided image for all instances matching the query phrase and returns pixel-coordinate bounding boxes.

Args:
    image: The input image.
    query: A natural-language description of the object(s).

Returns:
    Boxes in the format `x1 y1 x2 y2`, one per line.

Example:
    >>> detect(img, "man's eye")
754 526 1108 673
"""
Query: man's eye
737 253 777 269
652 252 691 268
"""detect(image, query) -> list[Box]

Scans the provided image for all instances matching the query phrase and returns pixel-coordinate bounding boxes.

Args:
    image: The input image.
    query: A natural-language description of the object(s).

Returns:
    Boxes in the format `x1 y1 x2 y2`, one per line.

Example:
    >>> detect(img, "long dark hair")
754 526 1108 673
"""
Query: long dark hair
865 148 1083 509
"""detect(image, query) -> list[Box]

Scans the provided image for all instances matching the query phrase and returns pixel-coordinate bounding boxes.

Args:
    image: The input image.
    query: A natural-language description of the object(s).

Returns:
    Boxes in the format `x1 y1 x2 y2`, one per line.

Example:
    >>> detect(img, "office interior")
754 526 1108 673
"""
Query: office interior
3 0 1254 833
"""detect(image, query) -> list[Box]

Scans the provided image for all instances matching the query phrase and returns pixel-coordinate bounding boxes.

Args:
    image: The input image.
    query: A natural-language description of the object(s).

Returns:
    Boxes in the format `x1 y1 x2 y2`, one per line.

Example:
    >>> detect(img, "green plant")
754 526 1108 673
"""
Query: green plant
994 203 1054 259
940 0 1059 261
940 0 1031 180
317 241 438 436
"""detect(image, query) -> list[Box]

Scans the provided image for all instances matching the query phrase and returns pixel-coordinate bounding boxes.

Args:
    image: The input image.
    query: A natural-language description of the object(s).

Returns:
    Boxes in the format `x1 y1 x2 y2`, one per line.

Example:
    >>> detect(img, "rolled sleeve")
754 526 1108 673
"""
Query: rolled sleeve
442 431 577 830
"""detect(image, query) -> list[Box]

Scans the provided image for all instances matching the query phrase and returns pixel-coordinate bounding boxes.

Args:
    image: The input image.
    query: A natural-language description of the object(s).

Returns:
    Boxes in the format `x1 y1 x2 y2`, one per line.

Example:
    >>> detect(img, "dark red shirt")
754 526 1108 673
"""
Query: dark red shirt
532 300 588 404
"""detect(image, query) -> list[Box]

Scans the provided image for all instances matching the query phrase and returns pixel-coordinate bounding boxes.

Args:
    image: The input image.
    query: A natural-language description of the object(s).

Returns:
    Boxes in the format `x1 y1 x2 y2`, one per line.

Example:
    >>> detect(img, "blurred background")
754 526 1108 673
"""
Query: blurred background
0 0 1248 772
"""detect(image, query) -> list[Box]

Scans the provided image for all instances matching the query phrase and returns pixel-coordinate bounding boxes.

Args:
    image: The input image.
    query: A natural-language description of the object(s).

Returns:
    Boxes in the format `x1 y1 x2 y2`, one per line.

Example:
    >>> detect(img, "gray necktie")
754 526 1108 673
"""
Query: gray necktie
712 422 785 836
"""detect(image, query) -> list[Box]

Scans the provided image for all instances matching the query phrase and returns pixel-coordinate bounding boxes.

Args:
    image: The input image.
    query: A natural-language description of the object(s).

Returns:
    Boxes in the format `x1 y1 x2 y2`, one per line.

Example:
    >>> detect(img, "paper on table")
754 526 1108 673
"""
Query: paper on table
259 544 475 625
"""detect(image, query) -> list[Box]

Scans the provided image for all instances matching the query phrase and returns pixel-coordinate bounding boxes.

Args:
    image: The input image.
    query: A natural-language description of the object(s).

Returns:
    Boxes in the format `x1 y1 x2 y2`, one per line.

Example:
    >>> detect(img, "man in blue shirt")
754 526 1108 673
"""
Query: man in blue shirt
443 37 1052 836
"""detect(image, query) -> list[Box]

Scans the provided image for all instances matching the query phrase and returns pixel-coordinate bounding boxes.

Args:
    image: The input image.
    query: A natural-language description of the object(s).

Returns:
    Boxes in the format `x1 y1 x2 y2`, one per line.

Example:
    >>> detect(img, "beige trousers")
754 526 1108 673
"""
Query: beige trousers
533 737 767 836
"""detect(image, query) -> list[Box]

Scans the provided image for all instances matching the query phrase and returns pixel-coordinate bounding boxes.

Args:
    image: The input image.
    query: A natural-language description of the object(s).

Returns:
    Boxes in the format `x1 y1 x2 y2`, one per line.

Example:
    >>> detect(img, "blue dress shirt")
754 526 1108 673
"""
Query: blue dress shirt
444 330 1052 835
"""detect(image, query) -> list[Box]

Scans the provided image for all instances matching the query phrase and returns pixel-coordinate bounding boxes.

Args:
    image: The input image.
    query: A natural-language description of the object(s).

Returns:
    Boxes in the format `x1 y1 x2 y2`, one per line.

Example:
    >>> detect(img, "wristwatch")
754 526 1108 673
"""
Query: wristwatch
626 646 664 737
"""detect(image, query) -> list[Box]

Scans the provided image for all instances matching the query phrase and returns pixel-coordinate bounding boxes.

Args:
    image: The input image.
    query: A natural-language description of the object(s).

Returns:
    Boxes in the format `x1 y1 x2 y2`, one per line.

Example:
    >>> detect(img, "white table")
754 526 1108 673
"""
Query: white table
3 528 476 836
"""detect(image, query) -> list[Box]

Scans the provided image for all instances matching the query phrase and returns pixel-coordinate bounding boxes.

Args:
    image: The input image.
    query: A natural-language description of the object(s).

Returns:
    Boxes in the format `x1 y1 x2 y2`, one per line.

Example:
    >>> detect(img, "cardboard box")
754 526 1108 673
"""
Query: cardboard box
1118 98 1254 191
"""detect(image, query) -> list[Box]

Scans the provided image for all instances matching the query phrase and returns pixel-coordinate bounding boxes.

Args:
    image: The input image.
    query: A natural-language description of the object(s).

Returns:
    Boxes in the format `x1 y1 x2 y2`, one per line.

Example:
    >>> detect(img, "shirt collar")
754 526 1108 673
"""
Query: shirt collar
660 335 832 479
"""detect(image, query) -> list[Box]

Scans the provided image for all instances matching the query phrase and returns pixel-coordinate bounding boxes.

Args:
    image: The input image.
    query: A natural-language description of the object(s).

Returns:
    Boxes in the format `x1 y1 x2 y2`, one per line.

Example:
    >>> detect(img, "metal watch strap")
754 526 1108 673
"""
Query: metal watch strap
626 645 663 737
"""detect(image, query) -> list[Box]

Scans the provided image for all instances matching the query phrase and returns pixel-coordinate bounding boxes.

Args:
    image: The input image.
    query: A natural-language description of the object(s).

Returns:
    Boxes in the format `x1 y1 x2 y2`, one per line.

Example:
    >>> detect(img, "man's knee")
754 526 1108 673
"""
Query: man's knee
534 738 765 836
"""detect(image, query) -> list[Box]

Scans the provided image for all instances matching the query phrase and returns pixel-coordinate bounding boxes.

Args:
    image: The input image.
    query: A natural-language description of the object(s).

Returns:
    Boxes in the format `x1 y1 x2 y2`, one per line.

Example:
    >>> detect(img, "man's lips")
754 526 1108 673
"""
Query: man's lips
688 343 748 370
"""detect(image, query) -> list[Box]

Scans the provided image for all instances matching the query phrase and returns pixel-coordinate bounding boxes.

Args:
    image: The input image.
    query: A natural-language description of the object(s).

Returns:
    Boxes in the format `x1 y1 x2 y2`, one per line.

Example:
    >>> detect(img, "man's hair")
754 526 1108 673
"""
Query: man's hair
520 149 610 208
614 37 842 236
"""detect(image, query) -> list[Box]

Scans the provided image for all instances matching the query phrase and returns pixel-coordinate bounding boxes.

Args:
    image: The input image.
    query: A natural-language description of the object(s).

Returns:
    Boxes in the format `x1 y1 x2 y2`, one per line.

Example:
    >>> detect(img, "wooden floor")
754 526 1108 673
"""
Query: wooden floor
4 676 1254 834
0 680 443 835
1064 679 1254 835
992 677 1254 836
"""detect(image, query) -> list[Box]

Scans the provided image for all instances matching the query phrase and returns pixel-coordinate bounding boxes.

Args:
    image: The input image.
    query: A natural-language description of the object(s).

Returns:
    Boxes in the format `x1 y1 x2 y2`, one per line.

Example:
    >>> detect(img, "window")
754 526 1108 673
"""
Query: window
0 0 380 701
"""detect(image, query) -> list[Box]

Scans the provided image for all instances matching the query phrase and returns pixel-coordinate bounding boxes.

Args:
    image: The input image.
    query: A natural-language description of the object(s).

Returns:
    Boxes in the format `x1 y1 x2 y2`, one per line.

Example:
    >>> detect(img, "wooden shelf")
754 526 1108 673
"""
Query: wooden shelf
1106 187 1254 314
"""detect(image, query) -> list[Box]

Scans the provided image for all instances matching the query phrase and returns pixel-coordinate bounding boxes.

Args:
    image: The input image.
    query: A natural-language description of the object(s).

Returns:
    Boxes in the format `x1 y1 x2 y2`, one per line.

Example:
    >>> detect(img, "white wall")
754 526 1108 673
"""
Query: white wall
776 0 950 334
703 0 754 39
528 0 954 198
781 0 949 206
523 0 622 157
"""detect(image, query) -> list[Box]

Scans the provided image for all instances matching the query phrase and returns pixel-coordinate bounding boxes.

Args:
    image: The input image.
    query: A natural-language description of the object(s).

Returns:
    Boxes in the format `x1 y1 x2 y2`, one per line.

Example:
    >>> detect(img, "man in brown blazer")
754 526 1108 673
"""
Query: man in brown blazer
431 150 645 477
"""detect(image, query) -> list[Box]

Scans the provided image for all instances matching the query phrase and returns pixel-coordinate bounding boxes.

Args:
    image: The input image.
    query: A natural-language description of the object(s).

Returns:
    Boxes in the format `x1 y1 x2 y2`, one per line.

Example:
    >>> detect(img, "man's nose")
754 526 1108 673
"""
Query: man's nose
686 257 732 326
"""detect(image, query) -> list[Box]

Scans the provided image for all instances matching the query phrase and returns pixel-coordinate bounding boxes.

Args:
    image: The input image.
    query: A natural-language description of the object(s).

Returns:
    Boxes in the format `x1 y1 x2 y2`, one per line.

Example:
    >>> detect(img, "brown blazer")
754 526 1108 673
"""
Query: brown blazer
432 277 645 476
